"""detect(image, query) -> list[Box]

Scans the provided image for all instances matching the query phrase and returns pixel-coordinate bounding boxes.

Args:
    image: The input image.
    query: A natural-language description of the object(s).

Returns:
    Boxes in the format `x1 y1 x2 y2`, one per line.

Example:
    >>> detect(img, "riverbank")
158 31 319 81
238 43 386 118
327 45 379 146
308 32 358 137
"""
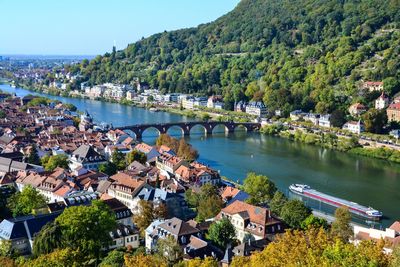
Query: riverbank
261 124 400 164
0 80 256 123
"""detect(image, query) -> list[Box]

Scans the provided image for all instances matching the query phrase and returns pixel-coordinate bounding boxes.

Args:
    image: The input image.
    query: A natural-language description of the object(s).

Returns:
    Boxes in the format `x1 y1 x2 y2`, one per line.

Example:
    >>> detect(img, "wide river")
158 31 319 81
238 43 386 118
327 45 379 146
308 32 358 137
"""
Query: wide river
1 84 399 227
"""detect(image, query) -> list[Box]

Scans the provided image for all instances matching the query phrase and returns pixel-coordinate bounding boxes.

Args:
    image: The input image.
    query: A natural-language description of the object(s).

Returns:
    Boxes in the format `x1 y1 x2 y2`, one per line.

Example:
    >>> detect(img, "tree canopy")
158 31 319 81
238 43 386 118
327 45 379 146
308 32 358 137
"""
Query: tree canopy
41 154 69 171
7 185 47 217
54 200 117 259
330 206 353 242
242 172 277 205
230 227 390 267
206 218 237 249
185 184 223 222
280 199 311 229
156 134 198 161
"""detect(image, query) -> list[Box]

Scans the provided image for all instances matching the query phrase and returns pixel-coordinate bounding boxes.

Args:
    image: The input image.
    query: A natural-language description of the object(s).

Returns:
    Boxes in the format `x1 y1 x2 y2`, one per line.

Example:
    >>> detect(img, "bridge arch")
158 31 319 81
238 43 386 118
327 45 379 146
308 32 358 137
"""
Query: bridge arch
166 125 186 137
233 124 248 132
210 123 230 134
189 123 210 136
141 126 162 138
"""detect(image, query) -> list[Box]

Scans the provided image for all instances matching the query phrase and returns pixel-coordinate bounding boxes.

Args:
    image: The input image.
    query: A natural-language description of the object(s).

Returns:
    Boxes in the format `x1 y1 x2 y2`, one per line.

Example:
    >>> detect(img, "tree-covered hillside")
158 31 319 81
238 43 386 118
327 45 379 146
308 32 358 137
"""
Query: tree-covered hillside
72 0 400 114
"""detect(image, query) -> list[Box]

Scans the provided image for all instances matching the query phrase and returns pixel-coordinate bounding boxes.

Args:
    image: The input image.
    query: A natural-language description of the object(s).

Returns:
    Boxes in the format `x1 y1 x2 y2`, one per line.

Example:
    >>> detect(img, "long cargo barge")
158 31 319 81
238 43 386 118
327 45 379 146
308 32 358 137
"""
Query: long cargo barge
289 184 382 219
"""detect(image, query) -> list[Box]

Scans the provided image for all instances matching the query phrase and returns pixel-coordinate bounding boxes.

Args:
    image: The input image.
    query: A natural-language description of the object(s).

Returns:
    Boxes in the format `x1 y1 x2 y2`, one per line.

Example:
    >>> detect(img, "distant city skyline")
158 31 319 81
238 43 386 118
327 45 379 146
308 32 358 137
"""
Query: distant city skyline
0 0 240 56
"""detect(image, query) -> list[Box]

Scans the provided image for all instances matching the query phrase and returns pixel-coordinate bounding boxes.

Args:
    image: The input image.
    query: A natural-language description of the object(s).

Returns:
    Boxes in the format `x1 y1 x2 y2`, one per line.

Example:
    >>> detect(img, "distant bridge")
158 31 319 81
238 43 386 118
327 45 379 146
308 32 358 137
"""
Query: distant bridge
117 121 261 139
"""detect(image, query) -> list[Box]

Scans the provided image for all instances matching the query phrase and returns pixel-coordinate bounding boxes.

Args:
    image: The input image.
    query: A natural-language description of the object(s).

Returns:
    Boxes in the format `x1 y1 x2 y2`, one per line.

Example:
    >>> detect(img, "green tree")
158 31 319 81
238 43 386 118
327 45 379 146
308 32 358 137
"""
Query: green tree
300 214 328 230
26 145 41 165
206 218 236 249
0 110 6 119
200 113 211 122
362 109 388 134
156 235 183 265
133 200 168 235
7 185 47 217
196 194 223 222
55 200 117 259
185 184 224 222
99 250 125 267
391 245 400 267
330 206 353 243
41 154 69 171
280 199 311 229
32 221 62 256
269 191 288 216
98 162 117 175
0 240 13 257
111 149 126 170
24 248 86 267
242 172 277 205
383 77 400 96
126 150 147 165
330 109 346 128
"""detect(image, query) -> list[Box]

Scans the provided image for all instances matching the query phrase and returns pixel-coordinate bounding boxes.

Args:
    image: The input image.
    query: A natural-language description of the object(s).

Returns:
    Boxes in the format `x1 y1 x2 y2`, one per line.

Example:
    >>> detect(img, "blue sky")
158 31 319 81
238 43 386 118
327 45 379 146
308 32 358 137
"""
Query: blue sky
0 0 240 55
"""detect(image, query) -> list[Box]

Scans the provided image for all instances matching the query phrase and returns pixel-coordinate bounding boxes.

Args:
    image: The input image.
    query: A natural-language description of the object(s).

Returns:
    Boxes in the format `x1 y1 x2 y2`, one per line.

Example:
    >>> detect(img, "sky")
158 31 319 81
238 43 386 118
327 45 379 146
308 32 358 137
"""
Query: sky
0 0 240 56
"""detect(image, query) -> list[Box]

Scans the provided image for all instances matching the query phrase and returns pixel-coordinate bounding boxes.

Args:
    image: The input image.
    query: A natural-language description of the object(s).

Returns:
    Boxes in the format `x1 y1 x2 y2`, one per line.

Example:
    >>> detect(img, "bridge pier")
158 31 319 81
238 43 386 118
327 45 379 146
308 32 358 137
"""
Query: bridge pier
135 132 142 140
183 127 190 136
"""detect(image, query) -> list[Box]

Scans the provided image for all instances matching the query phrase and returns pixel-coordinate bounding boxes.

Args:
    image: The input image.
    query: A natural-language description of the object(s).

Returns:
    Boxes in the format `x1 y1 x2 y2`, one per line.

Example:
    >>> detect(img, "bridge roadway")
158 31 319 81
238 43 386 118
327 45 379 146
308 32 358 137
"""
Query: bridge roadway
117 121 261 139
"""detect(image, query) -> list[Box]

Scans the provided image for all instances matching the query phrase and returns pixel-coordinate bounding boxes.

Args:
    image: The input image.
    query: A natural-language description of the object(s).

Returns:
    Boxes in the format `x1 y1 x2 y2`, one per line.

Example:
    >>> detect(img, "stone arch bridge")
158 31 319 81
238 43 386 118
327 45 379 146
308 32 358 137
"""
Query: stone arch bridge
117 121 261 140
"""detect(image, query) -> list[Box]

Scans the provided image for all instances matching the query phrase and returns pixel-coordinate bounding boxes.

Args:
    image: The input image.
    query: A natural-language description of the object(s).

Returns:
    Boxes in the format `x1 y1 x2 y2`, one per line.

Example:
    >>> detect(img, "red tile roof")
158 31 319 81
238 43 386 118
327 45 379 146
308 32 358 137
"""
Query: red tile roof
219 200 269 225
388 103 400 110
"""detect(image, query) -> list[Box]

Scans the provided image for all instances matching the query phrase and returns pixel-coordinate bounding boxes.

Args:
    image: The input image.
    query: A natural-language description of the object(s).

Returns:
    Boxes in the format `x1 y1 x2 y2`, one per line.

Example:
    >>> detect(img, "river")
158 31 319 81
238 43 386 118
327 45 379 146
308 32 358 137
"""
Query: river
1 83 399 227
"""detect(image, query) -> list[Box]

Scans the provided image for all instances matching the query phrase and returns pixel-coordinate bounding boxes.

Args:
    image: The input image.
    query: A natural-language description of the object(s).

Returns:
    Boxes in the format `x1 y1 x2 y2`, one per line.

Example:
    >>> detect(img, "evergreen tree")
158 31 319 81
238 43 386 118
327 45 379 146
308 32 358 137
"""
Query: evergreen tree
27 145 41 165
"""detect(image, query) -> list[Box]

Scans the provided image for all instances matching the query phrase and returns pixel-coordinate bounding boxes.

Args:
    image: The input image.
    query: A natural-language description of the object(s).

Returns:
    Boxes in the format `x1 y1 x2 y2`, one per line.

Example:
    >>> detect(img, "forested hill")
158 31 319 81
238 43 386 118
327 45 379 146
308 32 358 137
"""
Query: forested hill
72 0 400 114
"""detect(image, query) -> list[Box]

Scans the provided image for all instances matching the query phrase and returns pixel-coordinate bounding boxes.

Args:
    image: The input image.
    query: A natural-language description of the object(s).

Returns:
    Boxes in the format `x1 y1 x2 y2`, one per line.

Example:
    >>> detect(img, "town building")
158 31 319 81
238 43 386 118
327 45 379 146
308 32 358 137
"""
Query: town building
207 96 224 110
156 153 185 175
235 101 247 112
69 144 107 171
0 212 61 255
108 224 140 250
145 217 200 252
375 92 389 110
245 101 267 117
220 186 250 205
362 81 384 92
290 110 307 121
174 162 220 186
134 143 160 162
353 221 400 253
215 200 284 242
164 93 181 103
304 113 320 125
348 103 367 116
318 114 331 128
343 120 365 134
390 129 400 139
107 172 149 212
387 103 400 122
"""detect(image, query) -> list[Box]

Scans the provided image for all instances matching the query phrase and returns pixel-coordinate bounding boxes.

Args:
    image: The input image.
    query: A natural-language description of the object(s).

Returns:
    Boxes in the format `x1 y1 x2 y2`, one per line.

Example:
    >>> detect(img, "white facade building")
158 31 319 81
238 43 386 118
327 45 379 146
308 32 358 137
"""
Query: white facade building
245 101 267 117
343 120 365 134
